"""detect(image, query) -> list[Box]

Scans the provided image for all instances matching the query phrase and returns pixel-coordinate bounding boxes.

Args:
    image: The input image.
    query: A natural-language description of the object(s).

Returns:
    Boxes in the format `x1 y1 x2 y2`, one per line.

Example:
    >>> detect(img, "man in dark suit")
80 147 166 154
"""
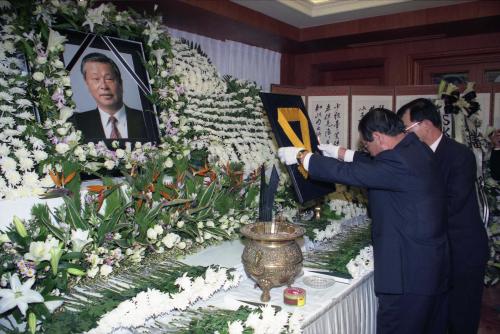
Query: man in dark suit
397 98 489 334
71 52 150 142
279 108 449 334
490 129 500 180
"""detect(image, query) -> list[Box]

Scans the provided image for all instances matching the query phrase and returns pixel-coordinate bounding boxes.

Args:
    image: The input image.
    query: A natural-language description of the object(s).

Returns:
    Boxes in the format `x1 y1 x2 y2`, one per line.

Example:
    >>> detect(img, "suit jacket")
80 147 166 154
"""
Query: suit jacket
309 133 449 295
491 149 500 181
434 135 489 268
70 106 150 142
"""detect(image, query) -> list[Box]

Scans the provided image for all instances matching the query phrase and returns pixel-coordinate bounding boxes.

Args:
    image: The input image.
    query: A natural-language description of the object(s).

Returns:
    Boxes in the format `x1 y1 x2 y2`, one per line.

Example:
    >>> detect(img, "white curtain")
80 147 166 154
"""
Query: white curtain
168 27 281 92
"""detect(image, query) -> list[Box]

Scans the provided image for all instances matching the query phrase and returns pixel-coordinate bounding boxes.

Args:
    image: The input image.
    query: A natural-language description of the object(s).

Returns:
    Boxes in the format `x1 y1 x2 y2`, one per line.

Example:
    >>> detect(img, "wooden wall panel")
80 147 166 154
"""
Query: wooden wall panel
283 32 500 87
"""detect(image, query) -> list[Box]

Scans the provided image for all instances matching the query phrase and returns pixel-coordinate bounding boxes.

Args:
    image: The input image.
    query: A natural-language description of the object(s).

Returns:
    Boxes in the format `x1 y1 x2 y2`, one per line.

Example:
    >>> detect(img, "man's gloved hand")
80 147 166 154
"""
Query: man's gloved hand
317 144 355 162
278 147 303 165
317 144 340 159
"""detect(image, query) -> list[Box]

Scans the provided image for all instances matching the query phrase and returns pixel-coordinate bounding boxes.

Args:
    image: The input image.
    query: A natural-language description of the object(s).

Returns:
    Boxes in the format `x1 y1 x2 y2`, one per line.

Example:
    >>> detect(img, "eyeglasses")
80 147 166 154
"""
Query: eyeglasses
404 121 421 133
361 140 372 152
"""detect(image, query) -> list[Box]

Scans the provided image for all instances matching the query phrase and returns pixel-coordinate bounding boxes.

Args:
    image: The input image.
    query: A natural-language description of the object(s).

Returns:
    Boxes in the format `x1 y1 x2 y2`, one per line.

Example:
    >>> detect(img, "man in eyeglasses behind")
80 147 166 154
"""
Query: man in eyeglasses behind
278 108 449 334
397 98 488 334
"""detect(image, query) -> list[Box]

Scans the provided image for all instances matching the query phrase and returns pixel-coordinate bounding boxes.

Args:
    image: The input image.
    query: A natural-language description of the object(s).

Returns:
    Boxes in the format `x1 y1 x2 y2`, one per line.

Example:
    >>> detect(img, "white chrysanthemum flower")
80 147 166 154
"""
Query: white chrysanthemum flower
32 72 45 81
227 320 244 334
170 290 190 310
175 273 192 292
33 150 48 162
103 160 115 170
245 311 261 329
153 224 163 235
55 143 70 154
146 228 158 240
5 170 21 185
18 157 34 171
161 233 180 248
22 172 39 188
0 144 10 157
0 156 17 173
288 311 303 334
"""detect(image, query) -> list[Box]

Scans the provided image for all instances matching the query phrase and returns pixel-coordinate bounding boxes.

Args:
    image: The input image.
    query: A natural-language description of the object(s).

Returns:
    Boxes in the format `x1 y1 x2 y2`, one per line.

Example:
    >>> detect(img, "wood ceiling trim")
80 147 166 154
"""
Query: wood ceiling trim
300 0 500 41
108 0 500 54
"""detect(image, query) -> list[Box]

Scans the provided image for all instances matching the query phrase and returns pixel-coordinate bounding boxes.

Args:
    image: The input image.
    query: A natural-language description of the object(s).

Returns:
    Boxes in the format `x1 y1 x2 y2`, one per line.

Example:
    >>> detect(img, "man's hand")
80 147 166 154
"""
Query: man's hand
317 144 340 159
317 144 354 162
278 147 303 165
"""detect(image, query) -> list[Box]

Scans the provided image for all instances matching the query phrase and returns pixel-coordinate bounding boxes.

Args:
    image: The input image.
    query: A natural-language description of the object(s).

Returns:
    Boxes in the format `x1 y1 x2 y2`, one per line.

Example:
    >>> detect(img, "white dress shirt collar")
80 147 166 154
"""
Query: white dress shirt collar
429 134 443 152
98 105 128 139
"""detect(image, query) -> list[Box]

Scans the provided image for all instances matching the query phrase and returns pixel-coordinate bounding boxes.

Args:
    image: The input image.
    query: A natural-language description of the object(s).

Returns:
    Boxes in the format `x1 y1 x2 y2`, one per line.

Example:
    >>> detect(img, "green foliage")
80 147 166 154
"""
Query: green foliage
43 263 211 333
484 175 500 286
305 226 372 278
303 205 344 240
174 307 254 334
181 39 211 63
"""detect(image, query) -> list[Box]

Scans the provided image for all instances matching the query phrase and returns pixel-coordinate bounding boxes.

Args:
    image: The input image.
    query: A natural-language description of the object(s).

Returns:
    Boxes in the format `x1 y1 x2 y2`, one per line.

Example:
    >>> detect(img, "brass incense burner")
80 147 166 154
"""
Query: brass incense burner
241 221 305 302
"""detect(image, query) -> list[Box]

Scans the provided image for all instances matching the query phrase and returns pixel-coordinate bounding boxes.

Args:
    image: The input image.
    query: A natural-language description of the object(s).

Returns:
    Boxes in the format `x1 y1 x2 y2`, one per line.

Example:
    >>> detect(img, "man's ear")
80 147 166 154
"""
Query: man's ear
372 131 382 143
421 119 433 128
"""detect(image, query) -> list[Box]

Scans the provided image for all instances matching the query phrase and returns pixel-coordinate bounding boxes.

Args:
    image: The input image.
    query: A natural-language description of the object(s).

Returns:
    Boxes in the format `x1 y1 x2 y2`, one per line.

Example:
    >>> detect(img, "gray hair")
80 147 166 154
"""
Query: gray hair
80 52 122 84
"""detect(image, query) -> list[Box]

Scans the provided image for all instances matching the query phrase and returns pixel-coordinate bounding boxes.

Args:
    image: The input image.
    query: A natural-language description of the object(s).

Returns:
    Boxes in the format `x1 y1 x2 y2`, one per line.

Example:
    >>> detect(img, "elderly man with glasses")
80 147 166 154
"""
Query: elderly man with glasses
397 98 488 334
278 107 449 334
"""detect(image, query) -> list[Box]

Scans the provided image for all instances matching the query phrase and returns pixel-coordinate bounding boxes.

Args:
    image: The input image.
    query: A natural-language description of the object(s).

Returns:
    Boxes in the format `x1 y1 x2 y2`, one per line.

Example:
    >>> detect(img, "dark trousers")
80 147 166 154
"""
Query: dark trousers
376 292 448 334
448 264 485 334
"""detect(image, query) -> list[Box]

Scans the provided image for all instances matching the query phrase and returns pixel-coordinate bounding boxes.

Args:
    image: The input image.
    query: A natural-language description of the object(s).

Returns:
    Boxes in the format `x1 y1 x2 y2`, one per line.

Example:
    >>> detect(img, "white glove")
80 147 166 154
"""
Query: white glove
317 144 355 162
278 147 303 165
317 144 340 159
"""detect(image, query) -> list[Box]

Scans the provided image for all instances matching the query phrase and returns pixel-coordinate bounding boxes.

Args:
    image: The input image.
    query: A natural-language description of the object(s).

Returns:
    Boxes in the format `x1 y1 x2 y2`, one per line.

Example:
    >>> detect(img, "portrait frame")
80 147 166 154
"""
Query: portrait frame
260 92 335 205
61 30 160 146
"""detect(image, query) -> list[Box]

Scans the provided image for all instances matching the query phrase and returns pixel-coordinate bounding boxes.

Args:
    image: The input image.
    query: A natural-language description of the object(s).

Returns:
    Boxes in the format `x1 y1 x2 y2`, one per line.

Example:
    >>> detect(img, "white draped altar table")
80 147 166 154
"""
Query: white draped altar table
183 239 377 334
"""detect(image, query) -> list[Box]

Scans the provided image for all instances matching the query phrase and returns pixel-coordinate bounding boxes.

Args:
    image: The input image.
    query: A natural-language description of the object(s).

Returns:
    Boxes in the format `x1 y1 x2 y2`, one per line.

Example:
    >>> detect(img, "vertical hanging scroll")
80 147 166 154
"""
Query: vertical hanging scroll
476 93 491 135
351 95 393 150
308 96 349 147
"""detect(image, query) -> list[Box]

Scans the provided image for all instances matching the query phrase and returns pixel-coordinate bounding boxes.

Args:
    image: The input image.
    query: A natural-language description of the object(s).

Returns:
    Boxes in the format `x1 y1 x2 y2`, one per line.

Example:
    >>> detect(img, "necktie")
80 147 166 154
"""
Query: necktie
108 115 122 139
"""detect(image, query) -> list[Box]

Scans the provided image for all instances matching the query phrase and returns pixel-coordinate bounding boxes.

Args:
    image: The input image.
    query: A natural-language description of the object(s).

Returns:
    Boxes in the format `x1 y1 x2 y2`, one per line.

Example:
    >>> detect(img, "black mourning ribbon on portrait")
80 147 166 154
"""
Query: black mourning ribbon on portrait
65 33 97 72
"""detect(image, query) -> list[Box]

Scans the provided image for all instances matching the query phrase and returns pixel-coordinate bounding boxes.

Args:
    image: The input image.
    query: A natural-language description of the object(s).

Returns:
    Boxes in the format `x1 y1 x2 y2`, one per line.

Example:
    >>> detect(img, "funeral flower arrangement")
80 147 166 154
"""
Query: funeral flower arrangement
0 0 265 330
0 0 368 331
434 81 500 286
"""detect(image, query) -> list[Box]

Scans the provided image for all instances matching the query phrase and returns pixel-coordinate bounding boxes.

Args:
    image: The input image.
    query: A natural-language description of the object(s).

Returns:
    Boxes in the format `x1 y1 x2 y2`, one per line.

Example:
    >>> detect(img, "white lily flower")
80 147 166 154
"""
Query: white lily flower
150 49 164 65
59 106 74 122
47 29 68 52
83 4 107 32
71 229 93 252
0 274 44 316
24 238 59 263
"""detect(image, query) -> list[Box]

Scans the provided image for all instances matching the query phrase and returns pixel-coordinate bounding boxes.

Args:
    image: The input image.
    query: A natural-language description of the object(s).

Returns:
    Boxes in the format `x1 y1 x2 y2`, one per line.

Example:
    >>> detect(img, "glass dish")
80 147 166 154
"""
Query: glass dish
302 275 335 289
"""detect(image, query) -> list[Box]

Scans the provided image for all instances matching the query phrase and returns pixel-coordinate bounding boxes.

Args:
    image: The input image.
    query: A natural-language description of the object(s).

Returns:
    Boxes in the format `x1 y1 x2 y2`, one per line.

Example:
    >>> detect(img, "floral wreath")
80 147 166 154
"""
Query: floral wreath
0 0 269 329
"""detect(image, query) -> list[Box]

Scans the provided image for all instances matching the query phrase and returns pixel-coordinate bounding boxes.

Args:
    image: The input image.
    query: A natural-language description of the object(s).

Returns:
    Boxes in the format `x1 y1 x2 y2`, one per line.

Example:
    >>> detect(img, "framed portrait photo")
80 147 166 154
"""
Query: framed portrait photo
61 30 160 145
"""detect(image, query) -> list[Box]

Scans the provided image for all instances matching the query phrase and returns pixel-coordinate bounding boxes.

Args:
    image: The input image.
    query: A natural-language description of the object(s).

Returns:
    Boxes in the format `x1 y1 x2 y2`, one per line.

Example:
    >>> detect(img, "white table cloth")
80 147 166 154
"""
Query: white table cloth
0 191 376 333
183 239 377 334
